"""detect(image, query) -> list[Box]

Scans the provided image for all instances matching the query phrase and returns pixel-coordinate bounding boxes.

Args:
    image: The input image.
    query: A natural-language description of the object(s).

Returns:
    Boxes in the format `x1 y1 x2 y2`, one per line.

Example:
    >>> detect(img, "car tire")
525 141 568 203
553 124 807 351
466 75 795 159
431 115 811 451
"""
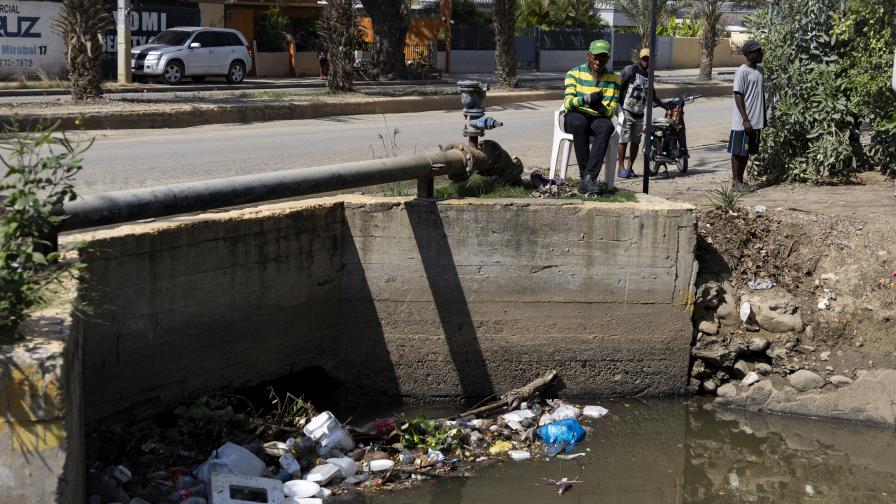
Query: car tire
226 61 246 84
190 76 206 83
162 61 184 85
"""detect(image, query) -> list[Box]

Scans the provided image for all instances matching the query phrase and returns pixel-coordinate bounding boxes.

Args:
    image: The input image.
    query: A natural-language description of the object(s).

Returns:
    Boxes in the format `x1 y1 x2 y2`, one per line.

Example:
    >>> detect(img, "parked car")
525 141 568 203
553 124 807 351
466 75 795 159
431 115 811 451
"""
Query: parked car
131 27 252 85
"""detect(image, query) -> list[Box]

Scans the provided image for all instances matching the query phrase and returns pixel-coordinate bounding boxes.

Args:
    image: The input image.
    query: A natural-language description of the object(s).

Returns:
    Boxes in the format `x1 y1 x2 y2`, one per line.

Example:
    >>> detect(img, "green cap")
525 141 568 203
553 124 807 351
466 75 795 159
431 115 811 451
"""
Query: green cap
589 40 610 55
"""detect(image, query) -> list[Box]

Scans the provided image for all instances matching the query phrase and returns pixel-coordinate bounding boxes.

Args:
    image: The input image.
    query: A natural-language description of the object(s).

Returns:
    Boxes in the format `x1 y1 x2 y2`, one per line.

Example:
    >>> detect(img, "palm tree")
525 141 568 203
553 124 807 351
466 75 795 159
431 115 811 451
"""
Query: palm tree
53 0 114 101
611 0 679 50
691 0 727 80
317 0 355 92
493 0 519 88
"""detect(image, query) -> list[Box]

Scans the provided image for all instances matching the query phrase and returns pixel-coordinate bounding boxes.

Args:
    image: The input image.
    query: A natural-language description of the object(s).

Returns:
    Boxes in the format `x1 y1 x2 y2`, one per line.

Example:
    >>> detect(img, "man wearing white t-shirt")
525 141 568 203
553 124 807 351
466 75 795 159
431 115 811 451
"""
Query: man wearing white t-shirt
727 40 767 192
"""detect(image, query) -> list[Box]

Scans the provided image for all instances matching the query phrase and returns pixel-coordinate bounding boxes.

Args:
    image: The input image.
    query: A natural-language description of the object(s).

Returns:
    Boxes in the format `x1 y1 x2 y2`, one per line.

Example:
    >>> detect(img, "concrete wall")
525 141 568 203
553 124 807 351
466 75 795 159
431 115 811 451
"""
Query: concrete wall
670 38 744 69
68 196 695 421
538 50 586 73
450 50 497 74
0 309 82 504
73 202 345 422
337 197 696 401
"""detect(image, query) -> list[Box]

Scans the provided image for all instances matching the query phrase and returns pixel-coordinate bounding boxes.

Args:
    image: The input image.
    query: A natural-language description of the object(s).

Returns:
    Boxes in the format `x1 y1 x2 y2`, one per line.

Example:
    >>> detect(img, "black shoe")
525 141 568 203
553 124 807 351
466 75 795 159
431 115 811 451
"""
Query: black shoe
578 174 601 194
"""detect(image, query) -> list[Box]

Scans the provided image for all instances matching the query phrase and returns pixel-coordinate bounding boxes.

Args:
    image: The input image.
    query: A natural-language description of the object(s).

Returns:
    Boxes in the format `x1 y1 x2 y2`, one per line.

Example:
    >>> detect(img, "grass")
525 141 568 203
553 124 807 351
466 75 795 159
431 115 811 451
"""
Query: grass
434 174 638 202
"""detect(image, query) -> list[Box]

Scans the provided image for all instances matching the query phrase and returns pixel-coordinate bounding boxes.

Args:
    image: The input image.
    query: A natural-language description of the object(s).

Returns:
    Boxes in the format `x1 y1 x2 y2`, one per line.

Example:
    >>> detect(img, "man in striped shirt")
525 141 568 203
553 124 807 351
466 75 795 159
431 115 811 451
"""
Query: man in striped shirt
563 39 621 194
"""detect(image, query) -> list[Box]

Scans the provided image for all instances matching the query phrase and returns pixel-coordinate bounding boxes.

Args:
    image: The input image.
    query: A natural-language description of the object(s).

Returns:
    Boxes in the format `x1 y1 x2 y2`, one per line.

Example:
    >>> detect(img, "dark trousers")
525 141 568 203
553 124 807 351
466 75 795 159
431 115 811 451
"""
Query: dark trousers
564 111 614 179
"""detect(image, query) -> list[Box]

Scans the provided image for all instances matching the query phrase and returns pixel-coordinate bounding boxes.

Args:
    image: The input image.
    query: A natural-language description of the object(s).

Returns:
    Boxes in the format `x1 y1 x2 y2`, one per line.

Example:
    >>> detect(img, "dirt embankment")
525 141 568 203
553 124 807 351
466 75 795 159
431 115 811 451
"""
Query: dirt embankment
683 172 896 425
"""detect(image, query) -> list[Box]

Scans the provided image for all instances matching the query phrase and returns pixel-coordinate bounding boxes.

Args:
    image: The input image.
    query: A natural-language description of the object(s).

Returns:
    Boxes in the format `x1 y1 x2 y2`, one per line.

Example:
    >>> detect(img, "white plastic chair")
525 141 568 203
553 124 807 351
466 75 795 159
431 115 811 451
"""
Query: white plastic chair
549 107 618 190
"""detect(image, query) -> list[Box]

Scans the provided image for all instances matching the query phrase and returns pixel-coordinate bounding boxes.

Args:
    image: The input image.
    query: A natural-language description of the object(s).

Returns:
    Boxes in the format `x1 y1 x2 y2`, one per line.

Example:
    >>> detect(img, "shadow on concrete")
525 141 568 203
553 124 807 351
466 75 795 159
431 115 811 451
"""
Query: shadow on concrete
340 229 403 403
405 200 496 400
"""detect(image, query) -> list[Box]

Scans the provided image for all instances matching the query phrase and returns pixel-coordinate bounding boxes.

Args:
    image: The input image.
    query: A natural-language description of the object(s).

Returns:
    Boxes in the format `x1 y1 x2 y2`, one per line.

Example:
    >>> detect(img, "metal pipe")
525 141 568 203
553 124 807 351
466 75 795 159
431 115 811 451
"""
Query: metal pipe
59 150 467 231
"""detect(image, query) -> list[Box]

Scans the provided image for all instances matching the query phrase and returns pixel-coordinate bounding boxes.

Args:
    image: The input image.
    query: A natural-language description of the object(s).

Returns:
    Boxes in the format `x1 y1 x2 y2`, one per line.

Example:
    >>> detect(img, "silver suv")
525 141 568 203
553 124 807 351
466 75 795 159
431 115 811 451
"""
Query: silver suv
131 27 252 85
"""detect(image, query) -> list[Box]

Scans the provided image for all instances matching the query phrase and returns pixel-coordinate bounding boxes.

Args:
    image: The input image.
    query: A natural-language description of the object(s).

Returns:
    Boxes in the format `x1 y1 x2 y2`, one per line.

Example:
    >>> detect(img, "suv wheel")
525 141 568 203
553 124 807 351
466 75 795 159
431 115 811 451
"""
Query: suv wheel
226 61 246 84
162 61 184 85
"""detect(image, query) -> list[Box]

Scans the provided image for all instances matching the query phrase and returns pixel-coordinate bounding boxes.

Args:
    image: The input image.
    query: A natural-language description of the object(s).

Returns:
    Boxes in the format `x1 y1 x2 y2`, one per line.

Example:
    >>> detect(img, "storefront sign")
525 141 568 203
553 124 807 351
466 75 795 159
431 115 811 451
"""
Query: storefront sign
0 1 65 77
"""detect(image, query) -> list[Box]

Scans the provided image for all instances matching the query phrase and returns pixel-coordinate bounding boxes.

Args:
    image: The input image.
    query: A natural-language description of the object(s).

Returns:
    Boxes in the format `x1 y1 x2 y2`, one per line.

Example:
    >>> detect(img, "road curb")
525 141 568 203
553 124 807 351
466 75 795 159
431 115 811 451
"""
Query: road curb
0 78 446 98
3 83 732 131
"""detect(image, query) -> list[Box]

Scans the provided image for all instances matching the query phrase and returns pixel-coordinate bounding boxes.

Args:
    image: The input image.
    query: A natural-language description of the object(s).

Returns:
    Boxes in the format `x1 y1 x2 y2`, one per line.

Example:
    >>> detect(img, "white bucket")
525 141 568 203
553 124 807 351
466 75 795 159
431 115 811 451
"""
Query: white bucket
320 428 354 452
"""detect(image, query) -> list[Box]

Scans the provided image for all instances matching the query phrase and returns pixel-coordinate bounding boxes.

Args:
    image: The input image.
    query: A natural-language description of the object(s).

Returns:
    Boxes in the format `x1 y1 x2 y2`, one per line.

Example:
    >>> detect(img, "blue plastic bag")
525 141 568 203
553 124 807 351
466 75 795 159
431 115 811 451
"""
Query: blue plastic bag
536 418 586 455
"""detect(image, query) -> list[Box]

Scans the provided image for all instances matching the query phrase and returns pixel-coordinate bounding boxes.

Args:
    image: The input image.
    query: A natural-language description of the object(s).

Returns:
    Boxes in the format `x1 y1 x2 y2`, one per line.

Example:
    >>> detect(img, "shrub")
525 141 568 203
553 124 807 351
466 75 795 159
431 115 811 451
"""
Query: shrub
0 124 87 339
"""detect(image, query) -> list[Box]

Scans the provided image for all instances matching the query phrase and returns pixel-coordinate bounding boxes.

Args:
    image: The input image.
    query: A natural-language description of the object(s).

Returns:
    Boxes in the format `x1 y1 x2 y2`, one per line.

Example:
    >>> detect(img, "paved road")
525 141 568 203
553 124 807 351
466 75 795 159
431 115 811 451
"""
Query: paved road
74 98 734 194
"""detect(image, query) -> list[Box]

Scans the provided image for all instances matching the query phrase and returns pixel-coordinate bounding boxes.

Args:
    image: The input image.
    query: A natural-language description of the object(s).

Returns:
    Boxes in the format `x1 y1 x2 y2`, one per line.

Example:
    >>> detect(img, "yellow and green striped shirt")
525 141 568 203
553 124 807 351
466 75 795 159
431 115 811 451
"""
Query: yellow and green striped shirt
563 64 621 118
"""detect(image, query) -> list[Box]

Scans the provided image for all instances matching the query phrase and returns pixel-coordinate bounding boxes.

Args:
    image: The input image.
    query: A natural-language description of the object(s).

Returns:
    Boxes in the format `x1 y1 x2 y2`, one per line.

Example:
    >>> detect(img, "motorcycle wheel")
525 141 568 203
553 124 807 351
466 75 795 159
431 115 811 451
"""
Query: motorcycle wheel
649 138 663 176
676 157 689 173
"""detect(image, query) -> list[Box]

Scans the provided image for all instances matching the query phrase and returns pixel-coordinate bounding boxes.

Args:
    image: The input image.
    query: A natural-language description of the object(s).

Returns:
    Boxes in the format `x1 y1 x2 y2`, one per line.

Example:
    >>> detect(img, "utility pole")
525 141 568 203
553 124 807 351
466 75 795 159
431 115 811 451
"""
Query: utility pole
642 0 658 194
117 0 132 84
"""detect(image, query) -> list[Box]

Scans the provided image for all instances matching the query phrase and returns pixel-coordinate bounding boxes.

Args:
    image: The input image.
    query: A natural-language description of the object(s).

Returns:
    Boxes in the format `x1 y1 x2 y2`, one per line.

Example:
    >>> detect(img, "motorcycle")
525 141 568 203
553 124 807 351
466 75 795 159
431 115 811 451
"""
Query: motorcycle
647 95 700 176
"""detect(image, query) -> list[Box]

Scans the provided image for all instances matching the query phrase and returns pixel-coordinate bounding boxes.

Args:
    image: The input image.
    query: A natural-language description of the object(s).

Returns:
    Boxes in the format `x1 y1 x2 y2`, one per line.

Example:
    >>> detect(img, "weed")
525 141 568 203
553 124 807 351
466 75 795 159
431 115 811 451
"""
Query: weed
705 184 746 212
256 90 291 99
369 115 400 159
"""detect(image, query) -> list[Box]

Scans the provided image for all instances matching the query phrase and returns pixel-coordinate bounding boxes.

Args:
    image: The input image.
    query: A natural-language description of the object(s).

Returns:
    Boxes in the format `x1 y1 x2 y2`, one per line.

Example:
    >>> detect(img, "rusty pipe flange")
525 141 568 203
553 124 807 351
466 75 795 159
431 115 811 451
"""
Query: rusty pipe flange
441 144 488 182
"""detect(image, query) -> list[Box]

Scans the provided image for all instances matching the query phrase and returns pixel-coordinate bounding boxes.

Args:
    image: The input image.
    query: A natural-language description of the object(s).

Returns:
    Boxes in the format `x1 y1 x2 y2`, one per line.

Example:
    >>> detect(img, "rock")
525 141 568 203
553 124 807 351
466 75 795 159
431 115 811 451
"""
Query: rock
702 380 717 393
717 383 737 399
698 319 719 335
749 338 770 353
755 363 773 375
744 293 804 333
688 378 701 394
693 344 737 368
820 351 831 361
733 361 751 379
830 375 853 387
741 371 761 386
825 366 835 372
788 370 825 391
716 288 741 327
691 359 707 378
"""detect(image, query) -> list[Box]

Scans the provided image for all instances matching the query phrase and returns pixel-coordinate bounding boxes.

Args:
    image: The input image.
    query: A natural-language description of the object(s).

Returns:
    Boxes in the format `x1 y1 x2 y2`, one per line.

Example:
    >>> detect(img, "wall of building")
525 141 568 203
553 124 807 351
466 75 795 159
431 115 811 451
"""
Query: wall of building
449 50 496 73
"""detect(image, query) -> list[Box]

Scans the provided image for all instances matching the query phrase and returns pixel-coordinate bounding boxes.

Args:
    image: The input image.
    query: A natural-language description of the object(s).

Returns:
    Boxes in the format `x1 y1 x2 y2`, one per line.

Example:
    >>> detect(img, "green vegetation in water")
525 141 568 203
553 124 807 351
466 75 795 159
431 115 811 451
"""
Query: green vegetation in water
435 174 637 202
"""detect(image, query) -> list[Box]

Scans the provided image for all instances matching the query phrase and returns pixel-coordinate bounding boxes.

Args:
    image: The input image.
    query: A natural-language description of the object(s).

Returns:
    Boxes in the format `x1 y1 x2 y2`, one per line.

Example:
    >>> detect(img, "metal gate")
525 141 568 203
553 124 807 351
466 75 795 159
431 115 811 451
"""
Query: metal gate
515 29 538 70
612 33 641 69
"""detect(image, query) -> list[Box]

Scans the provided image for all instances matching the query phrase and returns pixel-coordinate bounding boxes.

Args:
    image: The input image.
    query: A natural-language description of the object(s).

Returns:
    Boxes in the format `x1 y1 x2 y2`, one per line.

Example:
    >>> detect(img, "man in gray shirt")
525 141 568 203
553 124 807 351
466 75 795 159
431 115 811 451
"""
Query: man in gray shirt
728 39 767 191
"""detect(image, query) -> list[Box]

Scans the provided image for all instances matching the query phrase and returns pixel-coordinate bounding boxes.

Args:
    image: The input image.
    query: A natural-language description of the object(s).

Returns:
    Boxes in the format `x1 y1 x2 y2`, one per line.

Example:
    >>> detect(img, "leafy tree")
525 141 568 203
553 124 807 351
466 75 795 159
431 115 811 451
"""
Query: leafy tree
519 0 605 30
452 0 490 26
610 0 679 49
360 0 409 80
748 0 896 182
690 0 727 80
493 0 519 88
0 125 87 340
53 0 114 100
317 0 355 92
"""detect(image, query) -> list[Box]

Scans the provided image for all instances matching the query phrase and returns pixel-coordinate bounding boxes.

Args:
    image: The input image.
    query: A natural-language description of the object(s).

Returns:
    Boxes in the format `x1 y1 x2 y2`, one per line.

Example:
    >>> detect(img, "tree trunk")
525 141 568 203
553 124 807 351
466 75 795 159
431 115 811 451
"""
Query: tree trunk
493 0 519 88
317 0 354 92
361 0 408 80
698 42 714 80
53 0 113 101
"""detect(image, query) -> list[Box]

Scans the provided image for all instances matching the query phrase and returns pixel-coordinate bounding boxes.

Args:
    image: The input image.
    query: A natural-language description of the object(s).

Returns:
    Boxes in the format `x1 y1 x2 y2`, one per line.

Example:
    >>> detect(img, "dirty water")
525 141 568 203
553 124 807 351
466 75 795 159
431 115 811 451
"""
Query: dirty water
343 398 896 503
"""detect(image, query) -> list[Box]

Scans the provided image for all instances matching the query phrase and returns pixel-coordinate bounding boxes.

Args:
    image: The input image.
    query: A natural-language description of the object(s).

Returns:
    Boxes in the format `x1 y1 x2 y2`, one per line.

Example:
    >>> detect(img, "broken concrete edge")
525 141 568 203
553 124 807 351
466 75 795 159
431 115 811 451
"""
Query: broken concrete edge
2 83 732 131
0 304 83 504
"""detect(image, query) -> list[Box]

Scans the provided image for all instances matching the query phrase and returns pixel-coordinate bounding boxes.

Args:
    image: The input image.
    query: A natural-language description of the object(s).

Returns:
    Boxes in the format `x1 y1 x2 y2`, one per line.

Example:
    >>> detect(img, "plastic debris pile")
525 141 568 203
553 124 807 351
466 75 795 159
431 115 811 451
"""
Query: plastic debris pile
87 375 611 503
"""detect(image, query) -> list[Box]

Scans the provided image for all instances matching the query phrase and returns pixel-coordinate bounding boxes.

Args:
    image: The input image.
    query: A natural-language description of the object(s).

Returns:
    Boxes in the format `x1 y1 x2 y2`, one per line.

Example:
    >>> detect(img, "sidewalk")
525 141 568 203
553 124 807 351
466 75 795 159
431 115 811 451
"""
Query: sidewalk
0 67 736 99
